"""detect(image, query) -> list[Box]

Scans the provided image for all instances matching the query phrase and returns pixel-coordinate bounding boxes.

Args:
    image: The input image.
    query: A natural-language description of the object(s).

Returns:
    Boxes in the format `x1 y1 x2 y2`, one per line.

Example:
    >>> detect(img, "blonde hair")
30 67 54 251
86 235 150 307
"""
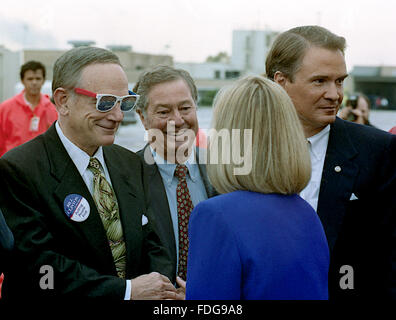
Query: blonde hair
208 75 311 195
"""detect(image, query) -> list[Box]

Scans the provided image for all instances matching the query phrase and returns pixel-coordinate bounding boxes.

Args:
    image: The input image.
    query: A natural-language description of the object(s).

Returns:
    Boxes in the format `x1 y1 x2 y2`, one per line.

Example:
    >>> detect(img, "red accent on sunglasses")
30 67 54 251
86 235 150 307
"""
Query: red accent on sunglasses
74 88 97 97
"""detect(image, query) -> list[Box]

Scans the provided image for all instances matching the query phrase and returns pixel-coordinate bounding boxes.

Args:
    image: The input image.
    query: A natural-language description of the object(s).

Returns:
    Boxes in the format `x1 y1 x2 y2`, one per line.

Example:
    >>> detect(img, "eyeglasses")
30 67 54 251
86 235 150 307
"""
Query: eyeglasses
74 88 139 112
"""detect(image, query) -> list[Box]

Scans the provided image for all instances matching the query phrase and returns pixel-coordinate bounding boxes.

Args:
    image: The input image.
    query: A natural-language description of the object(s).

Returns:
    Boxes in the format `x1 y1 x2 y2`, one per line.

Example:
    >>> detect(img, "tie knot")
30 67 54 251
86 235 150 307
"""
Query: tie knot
88 157 102 174
175 164 188 181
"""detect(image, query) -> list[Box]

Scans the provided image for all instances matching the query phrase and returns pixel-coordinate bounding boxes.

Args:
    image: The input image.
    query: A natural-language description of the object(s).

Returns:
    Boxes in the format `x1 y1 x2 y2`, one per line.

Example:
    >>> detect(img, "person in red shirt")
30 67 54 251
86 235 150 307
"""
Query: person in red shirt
0 61 58 156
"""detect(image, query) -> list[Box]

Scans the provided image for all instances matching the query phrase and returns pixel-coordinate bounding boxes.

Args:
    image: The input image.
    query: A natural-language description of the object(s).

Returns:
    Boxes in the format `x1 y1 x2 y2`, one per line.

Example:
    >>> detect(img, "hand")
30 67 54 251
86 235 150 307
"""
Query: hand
338 106 352 120
349 108 365 124
339 106 365 124
176 276 186 300
130 272 184 300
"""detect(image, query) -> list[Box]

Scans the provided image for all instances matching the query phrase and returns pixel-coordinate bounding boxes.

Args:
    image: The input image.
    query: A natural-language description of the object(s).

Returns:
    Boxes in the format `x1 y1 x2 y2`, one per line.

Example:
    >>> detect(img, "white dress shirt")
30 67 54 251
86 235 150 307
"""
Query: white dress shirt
299 125 331 212
55 121 131 300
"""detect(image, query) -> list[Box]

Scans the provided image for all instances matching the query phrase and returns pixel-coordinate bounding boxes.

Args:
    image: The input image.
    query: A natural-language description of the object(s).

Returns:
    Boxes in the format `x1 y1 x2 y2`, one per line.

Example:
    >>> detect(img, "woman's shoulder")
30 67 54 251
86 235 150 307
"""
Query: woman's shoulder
192 190 246 217
196 190 253 207
194 190 300 217
198 190 305 205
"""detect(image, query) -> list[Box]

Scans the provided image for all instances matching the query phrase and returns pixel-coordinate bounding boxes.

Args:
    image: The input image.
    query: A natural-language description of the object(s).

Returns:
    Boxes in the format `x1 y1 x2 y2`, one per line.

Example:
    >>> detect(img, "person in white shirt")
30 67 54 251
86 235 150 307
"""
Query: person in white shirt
266 25 396 300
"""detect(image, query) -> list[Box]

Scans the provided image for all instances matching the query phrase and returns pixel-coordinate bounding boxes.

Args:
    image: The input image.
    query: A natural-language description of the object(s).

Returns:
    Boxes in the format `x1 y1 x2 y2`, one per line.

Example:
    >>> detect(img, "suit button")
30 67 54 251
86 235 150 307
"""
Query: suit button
334 166 342 173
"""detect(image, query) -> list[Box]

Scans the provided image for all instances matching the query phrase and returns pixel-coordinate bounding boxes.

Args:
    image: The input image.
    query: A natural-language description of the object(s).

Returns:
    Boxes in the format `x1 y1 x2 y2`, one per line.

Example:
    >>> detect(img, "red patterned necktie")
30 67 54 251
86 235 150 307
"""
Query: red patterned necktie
175 164 194 280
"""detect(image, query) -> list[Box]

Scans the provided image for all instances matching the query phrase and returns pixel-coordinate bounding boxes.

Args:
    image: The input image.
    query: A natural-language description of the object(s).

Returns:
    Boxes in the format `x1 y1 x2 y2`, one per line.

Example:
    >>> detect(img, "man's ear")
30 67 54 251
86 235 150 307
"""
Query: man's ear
53 88 70 116
136 109 149 130
273 71 288 88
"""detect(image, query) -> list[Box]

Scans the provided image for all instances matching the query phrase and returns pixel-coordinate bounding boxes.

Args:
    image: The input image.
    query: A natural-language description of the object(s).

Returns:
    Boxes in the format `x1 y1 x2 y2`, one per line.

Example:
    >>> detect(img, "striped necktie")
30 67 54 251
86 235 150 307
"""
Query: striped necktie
87 157 126 279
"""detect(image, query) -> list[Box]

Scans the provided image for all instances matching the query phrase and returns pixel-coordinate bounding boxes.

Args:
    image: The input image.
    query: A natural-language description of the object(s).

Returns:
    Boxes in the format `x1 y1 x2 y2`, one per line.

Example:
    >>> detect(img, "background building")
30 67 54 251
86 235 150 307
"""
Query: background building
176 29 279 106
175 61 241 105
350 65 396 109
0 41 172 102
0 46 21 102
231 29 279 75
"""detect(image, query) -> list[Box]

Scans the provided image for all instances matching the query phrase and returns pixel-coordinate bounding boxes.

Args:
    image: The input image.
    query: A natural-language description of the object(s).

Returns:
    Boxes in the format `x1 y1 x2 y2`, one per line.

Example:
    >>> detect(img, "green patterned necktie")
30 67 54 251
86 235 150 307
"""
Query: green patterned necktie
87 157 126 279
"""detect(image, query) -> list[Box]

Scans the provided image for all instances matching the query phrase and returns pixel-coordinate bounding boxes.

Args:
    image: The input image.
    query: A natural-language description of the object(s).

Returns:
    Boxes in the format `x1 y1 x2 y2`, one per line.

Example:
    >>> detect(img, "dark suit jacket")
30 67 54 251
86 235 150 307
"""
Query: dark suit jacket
317 117 396 300
137 144 217 279
0 124 172 298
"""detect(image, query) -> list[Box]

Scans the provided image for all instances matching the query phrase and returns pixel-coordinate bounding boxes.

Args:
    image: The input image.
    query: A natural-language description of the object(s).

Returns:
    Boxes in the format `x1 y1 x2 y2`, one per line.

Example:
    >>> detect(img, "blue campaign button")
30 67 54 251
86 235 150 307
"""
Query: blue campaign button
64 194 90 222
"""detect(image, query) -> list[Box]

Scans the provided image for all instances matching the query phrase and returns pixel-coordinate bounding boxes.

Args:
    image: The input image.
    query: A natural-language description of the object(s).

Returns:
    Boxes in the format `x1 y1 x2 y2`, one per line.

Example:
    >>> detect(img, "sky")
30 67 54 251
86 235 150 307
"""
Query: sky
1 0 395 71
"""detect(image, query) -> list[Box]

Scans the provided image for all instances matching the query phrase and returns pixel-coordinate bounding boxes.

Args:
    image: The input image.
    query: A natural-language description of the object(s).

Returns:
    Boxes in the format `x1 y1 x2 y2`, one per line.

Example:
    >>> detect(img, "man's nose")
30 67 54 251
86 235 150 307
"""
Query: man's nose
324 83 341 101
108 102 124 122
170 109 185 127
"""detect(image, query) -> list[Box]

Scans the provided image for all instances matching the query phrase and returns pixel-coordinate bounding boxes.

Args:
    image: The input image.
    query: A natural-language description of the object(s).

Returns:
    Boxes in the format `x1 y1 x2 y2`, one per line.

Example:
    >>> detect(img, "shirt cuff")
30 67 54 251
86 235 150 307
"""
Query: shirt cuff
124 279 131 300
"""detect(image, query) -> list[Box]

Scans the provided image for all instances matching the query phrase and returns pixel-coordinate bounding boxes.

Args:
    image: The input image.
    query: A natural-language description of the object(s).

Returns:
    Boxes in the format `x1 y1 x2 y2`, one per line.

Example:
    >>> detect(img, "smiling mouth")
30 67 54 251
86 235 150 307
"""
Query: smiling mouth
98 124 117 132
166 128 190 135
319 106 338 113
166 129 188 135
164 129 195 142
320 105 338 109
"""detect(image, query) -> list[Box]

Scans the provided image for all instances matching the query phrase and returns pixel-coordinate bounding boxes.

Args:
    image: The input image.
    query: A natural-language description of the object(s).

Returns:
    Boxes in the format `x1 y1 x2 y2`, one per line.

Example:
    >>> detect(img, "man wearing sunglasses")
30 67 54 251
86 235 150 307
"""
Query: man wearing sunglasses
0 46 181 299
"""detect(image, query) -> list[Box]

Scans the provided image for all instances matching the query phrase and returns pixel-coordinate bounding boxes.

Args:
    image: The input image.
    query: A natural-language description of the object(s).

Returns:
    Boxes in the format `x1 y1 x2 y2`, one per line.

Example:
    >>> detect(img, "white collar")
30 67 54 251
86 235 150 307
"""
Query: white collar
23 92 33 108
307 125 330 161
55 121 106 175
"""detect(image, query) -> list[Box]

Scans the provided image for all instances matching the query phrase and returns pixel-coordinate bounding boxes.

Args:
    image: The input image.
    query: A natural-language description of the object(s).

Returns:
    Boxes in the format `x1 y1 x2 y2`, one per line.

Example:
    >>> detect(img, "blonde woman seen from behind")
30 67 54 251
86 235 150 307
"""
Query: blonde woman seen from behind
186 75 330 300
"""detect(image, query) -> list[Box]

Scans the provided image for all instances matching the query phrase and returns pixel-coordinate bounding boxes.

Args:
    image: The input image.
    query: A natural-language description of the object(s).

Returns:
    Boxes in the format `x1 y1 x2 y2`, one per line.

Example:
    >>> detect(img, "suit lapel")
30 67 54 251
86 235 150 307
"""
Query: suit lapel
317 118 359 251
103 147 145 276
44 125 116 273
138 144 216 268
140 145 176 263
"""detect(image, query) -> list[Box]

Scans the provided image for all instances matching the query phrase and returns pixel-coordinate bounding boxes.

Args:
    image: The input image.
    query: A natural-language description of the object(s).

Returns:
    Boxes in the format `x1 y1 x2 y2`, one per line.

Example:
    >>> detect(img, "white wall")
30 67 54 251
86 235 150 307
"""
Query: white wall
231 30 278 75
0 47 21 102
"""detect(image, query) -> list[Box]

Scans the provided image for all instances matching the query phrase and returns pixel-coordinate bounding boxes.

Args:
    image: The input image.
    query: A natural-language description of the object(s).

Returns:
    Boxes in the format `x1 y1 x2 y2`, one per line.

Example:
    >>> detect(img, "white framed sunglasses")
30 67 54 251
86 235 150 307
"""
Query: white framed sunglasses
74 87 139 112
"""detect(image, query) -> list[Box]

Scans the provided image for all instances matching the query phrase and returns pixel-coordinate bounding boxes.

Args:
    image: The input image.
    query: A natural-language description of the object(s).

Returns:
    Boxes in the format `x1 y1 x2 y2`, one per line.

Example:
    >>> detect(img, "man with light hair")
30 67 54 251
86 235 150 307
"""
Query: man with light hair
266 25 396 300
0 47 182 299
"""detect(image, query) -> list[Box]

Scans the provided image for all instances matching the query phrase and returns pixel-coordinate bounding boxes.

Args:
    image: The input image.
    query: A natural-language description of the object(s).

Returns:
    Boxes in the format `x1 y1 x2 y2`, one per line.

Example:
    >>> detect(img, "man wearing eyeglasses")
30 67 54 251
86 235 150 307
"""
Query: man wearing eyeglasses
0 47 181 299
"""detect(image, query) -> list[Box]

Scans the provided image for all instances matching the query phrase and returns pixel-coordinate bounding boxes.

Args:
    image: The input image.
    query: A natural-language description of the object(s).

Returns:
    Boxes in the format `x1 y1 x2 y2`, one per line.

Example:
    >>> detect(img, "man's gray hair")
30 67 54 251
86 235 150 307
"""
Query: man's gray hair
52 46 121 94
133 65 198 113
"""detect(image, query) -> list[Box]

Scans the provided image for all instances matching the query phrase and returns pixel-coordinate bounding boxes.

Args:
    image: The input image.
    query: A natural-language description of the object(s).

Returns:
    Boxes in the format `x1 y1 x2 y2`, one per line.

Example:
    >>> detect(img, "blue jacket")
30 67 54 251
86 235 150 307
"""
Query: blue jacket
0 207 14 274
186 190 329 300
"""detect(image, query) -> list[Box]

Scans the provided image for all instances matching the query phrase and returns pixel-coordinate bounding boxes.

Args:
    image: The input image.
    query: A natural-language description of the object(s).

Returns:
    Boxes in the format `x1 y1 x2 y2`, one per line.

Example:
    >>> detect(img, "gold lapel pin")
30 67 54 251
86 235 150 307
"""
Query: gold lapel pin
334 166 342 173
